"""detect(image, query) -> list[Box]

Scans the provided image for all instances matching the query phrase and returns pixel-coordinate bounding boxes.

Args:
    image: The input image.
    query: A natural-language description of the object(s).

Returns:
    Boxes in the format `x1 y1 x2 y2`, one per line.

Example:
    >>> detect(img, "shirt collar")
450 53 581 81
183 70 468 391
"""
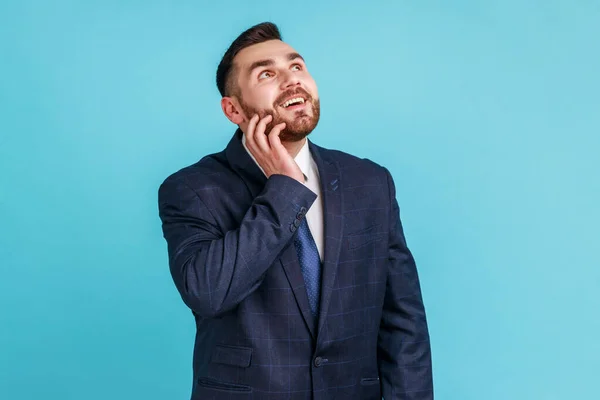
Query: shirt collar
242 133 313 180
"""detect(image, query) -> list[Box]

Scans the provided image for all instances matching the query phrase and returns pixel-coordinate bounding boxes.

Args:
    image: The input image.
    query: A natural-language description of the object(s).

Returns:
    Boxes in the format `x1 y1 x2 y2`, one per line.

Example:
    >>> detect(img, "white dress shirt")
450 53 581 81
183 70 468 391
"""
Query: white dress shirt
242 135 324 261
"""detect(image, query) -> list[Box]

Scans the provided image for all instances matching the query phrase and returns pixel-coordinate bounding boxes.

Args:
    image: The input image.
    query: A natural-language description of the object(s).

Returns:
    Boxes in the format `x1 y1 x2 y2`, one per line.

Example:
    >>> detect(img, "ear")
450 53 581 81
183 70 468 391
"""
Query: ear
221 97 245 125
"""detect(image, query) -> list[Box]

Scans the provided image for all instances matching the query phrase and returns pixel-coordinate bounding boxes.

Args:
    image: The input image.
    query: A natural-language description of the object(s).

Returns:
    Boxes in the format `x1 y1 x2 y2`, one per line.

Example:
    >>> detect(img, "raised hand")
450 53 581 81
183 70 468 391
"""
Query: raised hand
244 114 305 183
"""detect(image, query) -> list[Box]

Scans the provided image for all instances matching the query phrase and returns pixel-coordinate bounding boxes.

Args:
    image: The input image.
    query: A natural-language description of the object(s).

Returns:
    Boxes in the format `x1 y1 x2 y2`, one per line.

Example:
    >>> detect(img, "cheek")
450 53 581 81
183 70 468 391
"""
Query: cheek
240 92 268 112
305 77 318 98
255 87 279 108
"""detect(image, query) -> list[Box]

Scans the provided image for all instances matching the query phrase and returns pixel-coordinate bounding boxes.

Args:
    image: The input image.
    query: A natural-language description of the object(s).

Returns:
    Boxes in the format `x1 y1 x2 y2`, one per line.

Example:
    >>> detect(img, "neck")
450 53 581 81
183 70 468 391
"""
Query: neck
282 138 306 158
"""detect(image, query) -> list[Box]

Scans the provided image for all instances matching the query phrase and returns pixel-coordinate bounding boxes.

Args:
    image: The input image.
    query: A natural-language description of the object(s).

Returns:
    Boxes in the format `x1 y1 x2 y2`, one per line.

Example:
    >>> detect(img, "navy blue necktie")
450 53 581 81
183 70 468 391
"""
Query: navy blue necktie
294 218 321 317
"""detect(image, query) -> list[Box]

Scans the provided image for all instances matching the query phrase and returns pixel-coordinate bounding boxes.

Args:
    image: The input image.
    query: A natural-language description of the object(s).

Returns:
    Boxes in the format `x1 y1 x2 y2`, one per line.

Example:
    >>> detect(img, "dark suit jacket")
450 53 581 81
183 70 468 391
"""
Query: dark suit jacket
158 129 433 399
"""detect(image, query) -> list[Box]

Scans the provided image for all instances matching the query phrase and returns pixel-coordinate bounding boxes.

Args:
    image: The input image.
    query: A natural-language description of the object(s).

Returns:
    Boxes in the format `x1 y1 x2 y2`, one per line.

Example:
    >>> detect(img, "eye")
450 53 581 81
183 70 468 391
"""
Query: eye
258 70 274 80
291 64 302 71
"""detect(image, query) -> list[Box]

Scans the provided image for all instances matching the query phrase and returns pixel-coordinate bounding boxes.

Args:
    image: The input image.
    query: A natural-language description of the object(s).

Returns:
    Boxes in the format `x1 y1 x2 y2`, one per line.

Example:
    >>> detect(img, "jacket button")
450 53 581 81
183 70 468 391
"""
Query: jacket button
293 218 301 228
290 224 297 232
300 207 307 214
313 357 323 367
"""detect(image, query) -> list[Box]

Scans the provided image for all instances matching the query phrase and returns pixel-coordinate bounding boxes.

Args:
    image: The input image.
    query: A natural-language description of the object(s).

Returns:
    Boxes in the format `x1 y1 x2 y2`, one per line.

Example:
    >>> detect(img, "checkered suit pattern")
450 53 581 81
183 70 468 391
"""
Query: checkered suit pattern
158 129 433 399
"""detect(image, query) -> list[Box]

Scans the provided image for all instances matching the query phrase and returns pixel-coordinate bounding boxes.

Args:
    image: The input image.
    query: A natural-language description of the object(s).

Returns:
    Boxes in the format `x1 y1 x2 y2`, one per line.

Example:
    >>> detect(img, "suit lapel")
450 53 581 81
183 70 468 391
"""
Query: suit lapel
225 131 345 339
225 129 317 337
309 142 344 339
279 245 317 338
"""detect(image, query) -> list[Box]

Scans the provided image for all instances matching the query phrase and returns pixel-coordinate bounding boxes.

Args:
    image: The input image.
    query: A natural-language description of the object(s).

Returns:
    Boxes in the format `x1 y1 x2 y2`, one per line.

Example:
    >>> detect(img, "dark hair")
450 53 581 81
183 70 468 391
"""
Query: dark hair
216 22 282 97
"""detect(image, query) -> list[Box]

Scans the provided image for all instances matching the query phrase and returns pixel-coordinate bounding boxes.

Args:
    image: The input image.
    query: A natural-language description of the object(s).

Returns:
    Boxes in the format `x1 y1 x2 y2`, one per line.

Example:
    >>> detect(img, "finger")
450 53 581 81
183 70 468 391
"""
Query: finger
245 114 259 149
255 114 272 136
268 123 287 157
254 115 273 153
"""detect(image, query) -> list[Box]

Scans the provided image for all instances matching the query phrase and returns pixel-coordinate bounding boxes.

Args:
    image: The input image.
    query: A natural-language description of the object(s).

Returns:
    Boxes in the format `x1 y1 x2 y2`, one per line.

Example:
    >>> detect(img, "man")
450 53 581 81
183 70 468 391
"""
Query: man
158 22 433 400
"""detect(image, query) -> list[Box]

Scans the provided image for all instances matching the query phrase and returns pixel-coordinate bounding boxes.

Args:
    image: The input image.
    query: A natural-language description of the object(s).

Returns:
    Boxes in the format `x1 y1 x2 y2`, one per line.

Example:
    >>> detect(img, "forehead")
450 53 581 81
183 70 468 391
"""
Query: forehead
234 40 299 69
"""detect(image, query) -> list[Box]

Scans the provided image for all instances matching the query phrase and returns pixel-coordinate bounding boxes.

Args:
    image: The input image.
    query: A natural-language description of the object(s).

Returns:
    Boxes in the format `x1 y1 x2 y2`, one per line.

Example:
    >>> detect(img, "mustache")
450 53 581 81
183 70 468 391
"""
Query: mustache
274 88 312 106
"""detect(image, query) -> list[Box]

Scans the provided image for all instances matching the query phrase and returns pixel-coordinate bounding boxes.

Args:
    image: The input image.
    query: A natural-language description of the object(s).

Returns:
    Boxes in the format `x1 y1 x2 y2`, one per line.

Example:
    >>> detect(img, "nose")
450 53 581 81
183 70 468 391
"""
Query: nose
280 69 301 89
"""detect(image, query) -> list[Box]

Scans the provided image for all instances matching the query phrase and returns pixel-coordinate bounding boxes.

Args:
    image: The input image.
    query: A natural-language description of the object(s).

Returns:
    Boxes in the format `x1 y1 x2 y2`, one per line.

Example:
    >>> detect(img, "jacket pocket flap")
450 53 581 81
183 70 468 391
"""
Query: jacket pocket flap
210 345 253 368
360 377 380 386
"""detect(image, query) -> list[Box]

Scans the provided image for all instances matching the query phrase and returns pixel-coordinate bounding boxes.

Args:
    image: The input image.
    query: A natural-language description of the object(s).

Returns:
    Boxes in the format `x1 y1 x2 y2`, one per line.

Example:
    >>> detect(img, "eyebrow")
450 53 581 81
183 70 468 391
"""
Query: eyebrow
247 52 305 75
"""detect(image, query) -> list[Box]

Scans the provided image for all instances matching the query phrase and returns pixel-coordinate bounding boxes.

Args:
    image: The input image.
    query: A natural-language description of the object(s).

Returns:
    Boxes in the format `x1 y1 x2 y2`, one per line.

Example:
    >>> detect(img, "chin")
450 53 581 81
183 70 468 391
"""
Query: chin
280 106 320 142
279 130 309 143
279 127 314 142
280 121 317 142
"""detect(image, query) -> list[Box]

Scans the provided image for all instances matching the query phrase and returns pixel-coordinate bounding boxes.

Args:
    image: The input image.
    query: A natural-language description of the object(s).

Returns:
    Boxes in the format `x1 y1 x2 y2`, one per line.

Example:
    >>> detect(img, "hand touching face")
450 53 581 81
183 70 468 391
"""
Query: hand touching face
243 114 305 183
222 40 321 143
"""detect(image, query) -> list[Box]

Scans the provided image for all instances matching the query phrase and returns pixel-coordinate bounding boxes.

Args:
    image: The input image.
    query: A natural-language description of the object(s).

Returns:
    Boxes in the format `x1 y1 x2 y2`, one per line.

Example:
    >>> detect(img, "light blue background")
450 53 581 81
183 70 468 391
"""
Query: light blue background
1 1 599 399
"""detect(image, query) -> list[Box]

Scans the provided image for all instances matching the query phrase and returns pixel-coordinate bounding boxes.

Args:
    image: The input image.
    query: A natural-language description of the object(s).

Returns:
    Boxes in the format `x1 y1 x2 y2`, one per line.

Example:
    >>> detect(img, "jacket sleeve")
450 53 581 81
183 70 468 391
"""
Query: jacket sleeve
378 168 434 399
158 174 317 318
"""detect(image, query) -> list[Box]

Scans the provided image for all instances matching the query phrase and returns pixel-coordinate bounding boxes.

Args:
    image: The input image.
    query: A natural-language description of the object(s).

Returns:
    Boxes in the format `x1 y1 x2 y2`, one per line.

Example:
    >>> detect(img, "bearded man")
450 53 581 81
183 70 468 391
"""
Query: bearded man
158 22 433 400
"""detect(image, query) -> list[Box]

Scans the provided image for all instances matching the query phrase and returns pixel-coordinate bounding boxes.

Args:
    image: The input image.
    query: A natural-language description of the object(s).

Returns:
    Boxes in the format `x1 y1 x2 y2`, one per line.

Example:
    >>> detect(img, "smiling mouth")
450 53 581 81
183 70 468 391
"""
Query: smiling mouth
280 97 306 108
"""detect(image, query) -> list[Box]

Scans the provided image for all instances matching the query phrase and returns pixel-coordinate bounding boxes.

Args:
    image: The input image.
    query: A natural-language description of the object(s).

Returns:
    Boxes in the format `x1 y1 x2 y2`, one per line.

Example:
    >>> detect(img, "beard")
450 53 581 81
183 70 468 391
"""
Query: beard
239 88 321 142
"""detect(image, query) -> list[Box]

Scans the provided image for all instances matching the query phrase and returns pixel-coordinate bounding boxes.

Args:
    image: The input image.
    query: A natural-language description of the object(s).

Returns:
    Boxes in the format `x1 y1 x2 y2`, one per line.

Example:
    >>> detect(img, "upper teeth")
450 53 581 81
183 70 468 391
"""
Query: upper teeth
283 97 305 107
